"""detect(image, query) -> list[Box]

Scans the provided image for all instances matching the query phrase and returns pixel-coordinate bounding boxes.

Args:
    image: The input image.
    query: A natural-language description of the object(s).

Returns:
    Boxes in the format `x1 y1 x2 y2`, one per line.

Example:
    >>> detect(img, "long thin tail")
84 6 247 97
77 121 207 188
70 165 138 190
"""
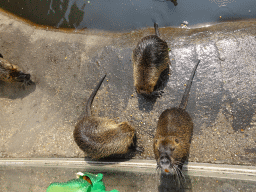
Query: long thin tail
154 23 160 37
85 74 106 116
179 60 200 110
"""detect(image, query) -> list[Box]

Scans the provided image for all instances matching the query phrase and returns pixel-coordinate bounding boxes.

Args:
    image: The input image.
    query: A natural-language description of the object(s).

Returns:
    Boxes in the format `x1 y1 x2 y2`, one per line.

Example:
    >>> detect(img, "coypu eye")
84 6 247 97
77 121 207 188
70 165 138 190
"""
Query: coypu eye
175 138 179 144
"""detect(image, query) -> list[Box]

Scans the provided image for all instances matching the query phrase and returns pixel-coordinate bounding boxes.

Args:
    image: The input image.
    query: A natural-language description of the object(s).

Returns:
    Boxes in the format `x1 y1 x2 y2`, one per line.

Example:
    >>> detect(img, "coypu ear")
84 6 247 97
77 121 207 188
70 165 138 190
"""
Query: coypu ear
154 135 164 144
175 138 179 144
0 53 3 58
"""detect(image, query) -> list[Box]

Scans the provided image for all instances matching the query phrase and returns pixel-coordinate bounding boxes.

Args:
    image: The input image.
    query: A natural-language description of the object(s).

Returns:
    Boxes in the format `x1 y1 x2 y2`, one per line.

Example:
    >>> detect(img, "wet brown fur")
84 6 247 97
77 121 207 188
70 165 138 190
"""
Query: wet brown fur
74 74 135 159
132 23 170 96
153 60 200 174
0 55 32 85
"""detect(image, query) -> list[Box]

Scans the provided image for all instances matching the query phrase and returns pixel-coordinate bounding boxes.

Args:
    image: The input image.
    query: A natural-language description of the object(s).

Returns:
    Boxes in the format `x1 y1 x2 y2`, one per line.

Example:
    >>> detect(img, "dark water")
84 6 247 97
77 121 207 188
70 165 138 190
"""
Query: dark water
1 166 256 192
0 0 255 31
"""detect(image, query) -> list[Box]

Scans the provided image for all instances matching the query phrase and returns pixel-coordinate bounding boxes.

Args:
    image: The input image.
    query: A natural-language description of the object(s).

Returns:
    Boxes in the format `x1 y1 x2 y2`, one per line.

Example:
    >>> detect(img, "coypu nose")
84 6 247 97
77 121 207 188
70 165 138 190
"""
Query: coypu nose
137 88 149 95
160 156 170 166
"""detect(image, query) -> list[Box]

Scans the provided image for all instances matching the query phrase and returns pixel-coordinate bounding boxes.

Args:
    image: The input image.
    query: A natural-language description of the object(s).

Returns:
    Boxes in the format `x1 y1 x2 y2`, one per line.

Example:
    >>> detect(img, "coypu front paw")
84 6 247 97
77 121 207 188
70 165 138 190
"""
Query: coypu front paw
135 146 144 153
151 90 164 97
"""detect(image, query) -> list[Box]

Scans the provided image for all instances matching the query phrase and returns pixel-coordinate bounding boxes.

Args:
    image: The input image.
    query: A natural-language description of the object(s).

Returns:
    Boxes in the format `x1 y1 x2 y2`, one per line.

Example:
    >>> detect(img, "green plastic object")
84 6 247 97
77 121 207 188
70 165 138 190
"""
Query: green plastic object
46 172 119 192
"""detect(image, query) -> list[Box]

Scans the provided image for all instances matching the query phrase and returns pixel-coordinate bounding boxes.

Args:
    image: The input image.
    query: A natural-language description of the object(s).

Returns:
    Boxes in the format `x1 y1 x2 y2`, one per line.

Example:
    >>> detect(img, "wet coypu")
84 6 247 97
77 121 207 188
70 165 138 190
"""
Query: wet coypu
153 60 200 184
0 53 32 86
132 23 170 97
74 74 137 159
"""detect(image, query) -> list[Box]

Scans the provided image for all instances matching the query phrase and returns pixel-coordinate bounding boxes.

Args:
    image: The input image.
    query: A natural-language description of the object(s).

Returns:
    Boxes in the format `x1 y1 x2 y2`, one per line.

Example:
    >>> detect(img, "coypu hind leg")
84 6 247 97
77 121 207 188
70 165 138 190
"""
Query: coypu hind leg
150 67 170 98
74 116 136 159
93 121 135 159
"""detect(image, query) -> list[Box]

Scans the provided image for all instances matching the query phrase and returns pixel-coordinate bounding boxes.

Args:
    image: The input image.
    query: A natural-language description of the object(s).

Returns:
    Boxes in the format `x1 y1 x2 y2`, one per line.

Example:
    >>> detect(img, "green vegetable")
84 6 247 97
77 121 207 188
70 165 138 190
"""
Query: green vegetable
47 172 119 192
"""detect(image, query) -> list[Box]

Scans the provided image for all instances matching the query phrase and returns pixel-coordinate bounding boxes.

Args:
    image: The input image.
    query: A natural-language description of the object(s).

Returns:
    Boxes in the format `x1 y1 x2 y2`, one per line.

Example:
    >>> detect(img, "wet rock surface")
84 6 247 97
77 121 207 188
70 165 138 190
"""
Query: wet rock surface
0 11 256 165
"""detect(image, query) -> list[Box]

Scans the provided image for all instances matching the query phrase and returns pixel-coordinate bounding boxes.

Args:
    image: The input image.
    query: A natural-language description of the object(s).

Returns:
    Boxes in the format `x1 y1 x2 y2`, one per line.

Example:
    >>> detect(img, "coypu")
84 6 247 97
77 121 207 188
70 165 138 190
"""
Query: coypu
0 54 32 86
132 23 170 97
153 60 200 183
74 74 137 159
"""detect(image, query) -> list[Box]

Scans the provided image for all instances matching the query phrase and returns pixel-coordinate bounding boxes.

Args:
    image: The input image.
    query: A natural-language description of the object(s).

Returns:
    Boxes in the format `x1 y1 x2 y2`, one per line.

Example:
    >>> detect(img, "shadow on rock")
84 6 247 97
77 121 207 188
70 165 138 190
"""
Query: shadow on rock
221 86 256 132
0 80 36 99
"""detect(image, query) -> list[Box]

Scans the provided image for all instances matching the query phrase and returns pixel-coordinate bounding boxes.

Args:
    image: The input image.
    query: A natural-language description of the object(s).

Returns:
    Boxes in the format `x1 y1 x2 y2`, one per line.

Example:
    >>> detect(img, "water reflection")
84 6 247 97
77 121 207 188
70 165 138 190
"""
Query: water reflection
158 171 192 192
210 0 236 7
1 165 255 192
0 0 255 31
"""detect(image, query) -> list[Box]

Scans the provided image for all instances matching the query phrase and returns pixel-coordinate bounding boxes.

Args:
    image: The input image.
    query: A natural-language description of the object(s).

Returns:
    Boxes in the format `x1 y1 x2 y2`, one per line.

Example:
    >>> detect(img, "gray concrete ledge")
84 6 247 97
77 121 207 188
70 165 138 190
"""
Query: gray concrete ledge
1 158 256 181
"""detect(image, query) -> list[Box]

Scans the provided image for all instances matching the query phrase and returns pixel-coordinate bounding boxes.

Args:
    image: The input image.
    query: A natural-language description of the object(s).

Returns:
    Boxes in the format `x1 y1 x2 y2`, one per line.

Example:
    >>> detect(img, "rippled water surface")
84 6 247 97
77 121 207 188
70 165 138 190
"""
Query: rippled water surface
0 0 255 31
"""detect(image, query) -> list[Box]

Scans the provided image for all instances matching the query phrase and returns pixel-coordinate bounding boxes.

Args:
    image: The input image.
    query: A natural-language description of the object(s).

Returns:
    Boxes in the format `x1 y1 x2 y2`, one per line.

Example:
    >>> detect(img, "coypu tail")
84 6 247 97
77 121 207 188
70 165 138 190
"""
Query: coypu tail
85 74 106 116
179 60 200 110
154 22 160 37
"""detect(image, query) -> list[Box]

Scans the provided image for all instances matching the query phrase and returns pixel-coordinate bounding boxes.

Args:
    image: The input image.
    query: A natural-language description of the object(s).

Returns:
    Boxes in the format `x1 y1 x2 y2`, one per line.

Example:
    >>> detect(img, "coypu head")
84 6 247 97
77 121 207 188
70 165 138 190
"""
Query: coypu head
15 72 31 83
154 136 187 174
0 54 32 86
12 71 32 86
135 81 155 95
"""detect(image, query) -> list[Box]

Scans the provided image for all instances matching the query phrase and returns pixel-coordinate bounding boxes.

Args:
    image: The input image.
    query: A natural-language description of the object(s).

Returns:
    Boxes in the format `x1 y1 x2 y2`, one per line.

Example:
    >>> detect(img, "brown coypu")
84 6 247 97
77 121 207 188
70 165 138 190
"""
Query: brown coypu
0 53 32 86
74 74 137 159
132 23 170 97
153 60 200 183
